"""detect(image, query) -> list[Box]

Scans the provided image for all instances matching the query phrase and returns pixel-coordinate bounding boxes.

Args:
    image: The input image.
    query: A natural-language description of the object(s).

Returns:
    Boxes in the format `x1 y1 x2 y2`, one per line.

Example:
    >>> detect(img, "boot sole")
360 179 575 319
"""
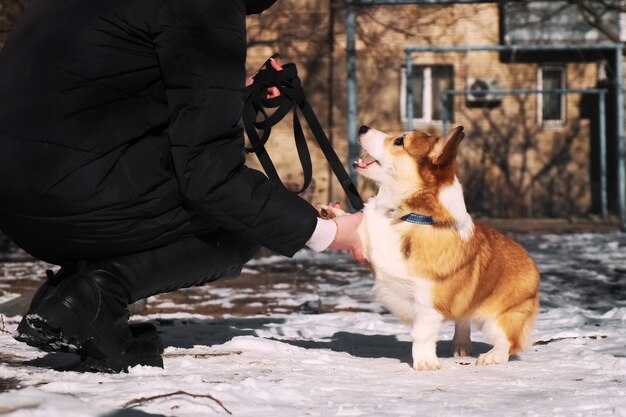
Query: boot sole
15 300 163 372
16 300 91 355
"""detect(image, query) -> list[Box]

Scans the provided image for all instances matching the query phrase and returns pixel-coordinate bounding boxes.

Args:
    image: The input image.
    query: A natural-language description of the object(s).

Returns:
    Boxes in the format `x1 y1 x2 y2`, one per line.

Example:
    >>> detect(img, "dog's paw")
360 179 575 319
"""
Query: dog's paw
413 357 442 371
453 343 472 357
318 203 347 219
476 350 509 366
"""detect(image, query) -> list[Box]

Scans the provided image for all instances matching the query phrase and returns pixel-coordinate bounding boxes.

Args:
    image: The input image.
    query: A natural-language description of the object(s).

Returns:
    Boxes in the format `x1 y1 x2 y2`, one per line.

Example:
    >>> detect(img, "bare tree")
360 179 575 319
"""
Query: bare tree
505 0 624 47
0 0 30 47
574 0 625 45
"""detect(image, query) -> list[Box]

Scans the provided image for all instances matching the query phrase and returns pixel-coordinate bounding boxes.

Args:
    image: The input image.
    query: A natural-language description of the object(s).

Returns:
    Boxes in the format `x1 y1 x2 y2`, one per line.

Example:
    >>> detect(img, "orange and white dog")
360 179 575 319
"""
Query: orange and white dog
348 125 540 371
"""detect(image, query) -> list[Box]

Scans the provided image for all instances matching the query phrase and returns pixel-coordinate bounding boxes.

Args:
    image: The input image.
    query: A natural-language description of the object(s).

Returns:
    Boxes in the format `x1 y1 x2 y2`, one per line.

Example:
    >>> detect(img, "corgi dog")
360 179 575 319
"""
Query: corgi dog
348 125 540 371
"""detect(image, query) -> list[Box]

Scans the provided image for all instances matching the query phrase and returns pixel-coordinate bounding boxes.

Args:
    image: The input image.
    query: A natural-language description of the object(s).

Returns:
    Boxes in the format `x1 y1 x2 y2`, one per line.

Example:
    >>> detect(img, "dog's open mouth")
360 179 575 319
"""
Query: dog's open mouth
352 157 378 169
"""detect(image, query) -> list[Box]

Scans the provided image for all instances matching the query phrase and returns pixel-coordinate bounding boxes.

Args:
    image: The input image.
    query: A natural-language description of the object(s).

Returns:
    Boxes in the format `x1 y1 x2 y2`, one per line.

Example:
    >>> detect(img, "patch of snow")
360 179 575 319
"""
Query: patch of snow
0 291 19 305
0 233 625 416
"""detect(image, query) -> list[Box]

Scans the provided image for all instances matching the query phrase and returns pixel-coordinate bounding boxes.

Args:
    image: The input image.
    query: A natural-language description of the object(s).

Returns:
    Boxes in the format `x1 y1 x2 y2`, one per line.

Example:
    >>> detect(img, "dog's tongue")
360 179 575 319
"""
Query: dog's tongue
353 158 376 169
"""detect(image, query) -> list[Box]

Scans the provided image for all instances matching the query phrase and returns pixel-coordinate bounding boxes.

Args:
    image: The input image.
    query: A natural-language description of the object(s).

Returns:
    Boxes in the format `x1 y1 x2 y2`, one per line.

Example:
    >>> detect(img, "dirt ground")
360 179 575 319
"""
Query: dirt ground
0 217 621 320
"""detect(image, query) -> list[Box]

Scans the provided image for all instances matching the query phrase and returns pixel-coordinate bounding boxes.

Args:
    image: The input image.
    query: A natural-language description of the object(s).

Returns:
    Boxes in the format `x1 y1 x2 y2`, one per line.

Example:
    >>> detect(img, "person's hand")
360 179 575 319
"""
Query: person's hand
245 53 282 99
329 211 365 263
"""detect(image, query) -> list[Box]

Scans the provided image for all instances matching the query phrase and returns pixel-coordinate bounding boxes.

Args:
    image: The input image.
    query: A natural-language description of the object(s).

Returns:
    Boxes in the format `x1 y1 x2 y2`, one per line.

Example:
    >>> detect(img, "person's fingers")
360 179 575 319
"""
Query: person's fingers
352 247 365 263
245 54 282 89
267 86 281 99
265 57 283 99
352 211 364 223
269 56 282 71
329 212 364 260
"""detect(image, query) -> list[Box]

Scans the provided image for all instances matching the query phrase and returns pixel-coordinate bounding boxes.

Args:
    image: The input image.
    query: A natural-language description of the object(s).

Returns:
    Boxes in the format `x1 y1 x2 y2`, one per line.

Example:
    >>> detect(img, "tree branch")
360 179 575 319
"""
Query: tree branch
575 0 623 44
123 390 232 415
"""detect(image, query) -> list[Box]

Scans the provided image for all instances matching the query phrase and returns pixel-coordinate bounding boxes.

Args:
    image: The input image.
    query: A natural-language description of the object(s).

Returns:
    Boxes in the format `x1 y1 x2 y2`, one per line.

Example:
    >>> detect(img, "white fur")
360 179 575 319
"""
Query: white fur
356 127 480 371
361 194 445 371
359 128 386 161
356 128 407 188
476 317 511 365
438 177 474 241
360 197 409 279
409 286 444 371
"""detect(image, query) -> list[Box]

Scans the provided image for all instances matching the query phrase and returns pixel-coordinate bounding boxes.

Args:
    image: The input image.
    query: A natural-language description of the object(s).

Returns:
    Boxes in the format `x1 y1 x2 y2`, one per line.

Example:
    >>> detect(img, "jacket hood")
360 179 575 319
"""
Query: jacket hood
244 0 278 15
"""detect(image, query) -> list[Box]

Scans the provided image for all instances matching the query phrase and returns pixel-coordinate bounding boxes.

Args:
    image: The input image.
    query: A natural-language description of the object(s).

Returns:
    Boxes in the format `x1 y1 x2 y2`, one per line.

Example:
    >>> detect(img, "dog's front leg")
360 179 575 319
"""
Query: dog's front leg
410 308 443 371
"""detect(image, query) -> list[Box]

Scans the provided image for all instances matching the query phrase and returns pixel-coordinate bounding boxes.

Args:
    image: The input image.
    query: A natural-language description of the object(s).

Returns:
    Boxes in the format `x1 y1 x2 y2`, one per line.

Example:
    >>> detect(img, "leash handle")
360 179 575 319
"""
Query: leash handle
243 59 364 212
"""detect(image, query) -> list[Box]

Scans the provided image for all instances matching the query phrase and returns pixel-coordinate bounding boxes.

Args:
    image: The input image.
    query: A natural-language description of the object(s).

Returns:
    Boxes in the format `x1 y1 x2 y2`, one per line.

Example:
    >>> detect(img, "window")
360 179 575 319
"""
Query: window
401 65 454 124
597 60 607 82
537 66 566 125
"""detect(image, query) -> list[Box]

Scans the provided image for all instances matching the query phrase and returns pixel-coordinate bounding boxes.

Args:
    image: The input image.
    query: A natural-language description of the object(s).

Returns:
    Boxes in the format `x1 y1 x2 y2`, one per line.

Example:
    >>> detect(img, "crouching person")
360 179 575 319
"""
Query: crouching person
0 0 362 372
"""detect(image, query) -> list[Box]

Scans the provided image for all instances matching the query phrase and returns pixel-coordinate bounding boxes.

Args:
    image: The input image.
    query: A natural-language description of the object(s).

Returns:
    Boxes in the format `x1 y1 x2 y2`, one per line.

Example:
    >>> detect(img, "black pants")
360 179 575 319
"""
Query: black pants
98 228 261 303
6 218 259 293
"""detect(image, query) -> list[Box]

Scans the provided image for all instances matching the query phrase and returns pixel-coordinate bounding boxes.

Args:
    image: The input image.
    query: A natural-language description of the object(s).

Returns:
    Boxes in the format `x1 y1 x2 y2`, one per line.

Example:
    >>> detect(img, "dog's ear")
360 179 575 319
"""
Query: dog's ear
428 126 464 166
405 130 436 159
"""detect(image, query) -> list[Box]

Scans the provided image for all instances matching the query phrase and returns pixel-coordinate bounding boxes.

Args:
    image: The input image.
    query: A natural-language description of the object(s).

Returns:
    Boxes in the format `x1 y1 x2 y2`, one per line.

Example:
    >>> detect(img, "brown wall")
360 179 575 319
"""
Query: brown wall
246 0 334 205
248 1 601 217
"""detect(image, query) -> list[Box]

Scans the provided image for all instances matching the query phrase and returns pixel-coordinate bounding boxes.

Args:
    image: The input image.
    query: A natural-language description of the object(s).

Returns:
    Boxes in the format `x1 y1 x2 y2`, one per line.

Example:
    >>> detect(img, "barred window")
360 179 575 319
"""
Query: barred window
401 65 454 124
538 66 566 125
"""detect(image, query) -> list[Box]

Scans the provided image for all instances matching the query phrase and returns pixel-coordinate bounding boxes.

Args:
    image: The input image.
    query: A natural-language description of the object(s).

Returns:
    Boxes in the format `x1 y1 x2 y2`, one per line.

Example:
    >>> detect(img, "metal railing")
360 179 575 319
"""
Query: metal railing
402 43 625 229
435 88 609 220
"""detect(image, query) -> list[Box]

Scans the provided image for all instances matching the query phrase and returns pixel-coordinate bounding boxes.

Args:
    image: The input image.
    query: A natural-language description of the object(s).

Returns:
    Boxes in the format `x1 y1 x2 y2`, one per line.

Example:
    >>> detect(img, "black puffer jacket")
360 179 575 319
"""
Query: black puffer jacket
0 0 318 264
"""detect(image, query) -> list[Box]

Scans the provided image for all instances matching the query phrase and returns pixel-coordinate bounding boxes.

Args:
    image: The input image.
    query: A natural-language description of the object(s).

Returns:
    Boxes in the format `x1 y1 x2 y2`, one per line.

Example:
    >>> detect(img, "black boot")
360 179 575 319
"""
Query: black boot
15 230 259 372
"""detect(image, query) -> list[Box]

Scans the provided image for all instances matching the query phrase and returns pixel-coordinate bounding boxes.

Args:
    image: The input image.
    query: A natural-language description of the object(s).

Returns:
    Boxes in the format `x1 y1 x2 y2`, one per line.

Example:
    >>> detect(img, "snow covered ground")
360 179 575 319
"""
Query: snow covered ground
0 232 625 417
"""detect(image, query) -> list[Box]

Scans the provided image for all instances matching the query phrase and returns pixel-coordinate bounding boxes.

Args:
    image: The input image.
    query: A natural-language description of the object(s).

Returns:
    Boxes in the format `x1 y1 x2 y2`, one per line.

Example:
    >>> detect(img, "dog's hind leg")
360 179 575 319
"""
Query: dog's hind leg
453 320 472 357
496 295 540 357
476 317 511 365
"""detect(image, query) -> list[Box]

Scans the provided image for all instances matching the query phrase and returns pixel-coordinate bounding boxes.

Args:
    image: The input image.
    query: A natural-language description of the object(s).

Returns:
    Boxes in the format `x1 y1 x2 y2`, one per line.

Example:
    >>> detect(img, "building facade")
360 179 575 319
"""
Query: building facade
1 0 624 220
246 0 625 219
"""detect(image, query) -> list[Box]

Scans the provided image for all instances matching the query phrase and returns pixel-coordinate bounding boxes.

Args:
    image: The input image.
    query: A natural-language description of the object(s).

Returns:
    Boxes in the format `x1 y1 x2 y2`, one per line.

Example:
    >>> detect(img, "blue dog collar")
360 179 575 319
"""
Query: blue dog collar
400 213 435 225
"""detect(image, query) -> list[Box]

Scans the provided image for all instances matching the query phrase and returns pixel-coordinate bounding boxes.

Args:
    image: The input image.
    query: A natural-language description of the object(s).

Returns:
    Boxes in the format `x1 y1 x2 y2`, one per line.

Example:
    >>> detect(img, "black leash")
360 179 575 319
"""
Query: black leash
242 60 364 212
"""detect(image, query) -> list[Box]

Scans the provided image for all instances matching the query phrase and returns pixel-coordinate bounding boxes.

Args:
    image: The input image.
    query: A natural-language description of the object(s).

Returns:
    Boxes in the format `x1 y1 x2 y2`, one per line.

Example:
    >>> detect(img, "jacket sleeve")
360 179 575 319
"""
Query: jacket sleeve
244 0 278 14
154 0 318 257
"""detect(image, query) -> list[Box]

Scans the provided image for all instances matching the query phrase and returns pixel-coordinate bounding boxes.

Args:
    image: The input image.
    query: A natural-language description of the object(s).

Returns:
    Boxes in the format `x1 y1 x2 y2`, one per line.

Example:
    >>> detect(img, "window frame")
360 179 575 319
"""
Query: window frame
400 64 455 125
537 65 566 127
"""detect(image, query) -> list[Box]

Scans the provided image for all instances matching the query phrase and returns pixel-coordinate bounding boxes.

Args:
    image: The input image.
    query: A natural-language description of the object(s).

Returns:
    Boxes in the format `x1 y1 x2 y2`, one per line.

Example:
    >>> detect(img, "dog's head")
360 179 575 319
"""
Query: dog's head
354 125 470 230
354 125 464 193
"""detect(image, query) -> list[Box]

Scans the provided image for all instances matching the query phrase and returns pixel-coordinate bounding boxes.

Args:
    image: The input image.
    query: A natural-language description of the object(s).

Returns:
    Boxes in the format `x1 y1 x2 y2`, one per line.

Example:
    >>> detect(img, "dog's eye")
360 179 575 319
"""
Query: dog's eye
394 137 404 146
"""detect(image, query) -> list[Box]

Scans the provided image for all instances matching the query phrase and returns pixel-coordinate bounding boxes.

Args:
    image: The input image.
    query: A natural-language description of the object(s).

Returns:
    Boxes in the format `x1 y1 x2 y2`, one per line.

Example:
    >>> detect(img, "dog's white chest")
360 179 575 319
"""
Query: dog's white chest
360 203 435 324
361 205 410 278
